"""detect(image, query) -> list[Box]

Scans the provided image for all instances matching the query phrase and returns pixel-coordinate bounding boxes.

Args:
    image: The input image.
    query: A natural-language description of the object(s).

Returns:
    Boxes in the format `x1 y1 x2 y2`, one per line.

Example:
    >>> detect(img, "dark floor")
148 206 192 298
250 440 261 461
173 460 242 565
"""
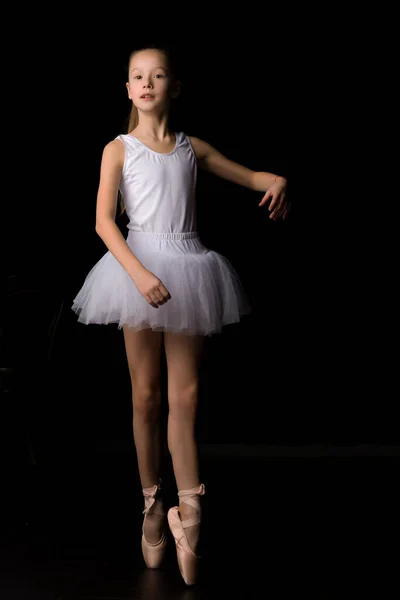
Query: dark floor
1 445 399 600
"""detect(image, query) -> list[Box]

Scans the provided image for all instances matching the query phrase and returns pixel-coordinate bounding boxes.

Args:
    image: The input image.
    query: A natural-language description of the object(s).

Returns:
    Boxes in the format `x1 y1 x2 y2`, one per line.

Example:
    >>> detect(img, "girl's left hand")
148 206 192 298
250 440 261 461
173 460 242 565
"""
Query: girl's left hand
259 177 290 220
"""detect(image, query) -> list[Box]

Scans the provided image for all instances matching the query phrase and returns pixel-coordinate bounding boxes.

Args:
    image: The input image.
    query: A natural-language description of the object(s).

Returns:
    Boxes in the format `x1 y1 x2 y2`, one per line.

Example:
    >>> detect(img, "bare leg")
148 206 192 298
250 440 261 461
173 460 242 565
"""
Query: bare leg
123 326 164 544
163 331 206 553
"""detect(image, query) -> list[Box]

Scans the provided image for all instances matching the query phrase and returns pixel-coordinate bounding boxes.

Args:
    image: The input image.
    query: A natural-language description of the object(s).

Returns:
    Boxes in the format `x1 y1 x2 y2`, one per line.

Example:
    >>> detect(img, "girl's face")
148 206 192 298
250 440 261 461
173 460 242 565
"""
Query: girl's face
126 49 173 112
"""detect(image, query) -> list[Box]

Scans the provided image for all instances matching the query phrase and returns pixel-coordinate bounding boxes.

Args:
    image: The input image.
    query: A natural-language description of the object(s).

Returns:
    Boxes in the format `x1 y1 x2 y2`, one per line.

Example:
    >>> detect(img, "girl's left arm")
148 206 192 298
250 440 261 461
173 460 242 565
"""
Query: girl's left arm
190 136 290 220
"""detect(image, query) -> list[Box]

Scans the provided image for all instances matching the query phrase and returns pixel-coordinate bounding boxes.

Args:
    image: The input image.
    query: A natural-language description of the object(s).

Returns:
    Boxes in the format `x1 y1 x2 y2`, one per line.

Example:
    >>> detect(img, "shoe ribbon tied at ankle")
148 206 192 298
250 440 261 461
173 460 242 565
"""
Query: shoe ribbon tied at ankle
142 483 161 515
177 483 206 529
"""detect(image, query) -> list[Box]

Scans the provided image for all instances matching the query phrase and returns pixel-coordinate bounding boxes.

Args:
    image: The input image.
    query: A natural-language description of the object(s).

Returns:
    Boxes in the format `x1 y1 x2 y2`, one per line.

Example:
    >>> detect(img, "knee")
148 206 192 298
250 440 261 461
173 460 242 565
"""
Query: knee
132 382 161 421
168 382 199 420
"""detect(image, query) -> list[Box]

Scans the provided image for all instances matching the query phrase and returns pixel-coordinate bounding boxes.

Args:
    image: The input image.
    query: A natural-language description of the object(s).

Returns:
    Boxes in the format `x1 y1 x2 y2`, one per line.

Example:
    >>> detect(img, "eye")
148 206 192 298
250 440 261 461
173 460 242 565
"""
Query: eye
154 74 165 78
134 75 142 79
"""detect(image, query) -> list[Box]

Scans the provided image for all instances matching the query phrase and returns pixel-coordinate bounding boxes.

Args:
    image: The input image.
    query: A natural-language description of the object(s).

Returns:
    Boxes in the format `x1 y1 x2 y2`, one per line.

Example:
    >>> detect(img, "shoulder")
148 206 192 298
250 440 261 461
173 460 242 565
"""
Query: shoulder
187 136 212 161
101 138 125 167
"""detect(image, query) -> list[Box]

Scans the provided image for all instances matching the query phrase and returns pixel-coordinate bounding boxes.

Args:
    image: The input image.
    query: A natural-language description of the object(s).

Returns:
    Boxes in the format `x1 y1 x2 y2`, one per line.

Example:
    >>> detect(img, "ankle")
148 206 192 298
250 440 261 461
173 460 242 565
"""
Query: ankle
179 501 199 518
148 496 165 515
177 483 205 514
142 479 164 515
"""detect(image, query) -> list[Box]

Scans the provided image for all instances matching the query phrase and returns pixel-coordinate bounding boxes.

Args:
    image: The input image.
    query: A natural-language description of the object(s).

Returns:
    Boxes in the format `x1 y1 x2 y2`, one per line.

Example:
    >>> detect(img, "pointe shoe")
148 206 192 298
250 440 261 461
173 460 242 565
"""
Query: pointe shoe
167 483 206 586
141 479 168 569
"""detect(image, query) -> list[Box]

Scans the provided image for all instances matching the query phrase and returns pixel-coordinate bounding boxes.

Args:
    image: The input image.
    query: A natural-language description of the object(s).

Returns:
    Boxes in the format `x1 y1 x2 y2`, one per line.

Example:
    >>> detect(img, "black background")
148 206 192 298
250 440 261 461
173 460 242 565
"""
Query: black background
3 15 392 466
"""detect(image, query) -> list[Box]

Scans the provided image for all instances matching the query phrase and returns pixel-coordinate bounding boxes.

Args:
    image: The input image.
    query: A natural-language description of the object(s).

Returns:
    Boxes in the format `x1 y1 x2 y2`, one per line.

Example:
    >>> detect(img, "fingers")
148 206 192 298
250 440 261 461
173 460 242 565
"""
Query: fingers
268 193 289 220
259 190 271 206
282 203 291 220
270 203 283 219
268 194 277 212
146 296 159 309
148 284 171 309
270 204 289 220
269 201 281 219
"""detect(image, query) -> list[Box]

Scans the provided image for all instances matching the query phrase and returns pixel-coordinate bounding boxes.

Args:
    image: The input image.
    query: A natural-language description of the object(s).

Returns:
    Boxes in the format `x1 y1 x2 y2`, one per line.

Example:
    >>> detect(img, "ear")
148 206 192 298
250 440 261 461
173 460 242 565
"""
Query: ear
126 82 131 100
170 80 181 99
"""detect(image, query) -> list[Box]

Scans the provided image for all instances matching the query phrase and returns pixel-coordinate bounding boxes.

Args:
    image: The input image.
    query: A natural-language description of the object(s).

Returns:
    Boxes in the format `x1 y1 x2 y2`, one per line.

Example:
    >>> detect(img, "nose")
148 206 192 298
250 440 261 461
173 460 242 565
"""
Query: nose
142 79 153 89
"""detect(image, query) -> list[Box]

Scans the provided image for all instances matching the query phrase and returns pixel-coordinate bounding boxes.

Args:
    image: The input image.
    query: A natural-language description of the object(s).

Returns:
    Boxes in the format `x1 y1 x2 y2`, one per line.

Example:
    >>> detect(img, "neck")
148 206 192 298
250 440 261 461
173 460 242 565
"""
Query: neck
133 112 172 141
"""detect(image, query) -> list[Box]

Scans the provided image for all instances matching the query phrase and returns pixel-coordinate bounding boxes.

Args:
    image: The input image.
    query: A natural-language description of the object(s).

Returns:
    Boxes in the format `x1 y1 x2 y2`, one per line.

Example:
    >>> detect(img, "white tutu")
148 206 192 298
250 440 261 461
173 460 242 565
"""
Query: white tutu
72 231 251 336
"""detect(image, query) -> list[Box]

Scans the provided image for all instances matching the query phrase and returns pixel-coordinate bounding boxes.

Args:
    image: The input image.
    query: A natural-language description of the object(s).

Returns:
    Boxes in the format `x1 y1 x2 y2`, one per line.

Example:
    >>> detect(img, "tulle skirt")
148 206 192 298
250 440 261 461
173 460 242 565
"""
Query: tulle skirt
71 231 251 336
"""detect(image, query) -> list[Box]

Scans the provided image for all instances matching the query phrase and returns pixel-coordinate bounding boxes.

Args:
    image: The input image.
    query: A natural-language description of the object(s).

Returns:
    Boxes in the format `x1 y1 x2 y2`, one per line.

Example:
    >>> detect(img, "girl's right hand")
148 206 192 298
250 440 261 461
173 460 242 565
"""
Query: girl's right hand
132 269 171 308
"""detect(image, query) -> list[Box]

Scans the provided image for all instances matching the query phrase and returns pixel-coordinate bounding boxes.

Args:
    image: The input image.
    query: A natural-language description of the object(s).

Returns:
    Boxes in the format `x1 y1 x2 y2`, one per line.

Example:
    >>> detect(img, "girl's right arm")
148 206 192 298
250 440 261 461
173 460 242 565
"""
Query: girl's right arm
95 140 171 308
95 140 145 279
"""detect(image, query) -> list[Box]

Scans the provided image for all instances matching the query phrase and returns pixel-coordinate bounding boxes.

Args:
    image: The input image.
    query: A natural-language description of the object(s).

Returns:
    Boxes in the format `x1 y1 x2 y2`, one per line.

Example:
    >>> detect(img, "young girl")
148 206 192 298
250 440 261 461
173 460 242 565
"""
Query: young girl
72 44 289 586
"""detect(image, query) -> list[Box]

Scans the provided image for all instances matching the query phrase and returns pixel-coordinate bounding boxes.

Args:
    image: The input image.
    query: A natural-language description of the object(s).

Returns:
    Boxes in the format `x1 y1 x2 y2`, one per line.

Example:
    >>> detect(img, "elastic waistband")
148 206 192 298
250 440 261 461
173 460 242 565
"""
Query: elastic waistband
127 230 199 240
